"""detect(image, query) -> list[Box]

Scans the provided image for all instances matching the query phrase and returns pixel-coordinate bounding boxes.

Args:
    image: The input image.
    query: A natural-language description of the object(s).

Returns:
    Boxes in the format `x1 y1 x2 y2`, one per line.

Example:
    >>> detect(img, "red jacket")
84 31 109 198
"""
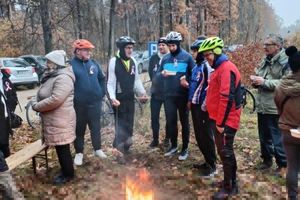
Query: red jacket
206 56 242 130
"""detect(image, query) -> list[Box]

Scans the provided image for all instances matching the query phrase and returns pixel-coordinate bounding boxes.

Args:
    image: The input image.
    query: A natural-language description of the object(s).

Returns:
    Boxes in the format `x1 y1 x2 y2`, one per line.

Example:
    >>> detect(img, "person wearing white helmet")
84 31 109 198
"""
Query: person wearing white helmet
159 31 195 161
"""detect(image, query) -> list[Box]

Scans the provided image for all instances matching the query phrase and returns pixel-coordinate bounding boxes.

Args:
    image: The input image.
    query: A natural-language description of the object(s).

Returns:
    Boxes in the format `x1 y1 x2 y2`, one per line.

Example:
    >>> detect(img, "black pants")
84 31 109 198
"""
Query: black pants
191 104 216 168
113 99 135 153
258 113 287 167
211 120 237 188
164 96 190 150
283 131 300 200
74 103 102 153
0 118 10 158
150 95 169 143
55 144 74 178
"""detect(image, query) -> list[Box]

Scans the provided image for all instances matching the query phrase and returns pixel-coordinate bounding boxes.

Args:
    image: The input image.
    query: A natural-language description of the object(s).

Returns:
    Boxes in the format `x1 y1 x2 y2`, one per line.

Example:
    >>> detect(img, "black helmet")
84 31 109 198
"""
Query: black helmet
116 36 136 48
158 37 167 44
190 36 207 50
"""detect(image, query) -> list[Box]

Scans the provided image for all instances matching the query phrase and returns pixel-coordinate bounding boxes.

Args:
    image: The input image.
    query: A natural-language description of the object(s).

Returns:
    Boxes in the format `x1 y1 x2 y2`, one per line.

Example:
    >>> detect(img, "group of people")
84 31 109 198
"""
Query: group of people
0 30 299 199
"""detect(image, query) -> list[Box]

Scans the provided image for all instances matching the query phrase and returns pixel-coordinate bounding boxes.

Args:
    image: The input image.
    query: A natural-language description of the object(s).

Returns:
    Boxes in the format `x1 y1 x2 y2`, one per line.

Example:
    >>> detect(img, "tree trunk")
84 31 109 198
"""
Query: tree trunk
169 0 173 30
76 0 83 39
39 0 53 53
159 0 164 37
108 0 116 59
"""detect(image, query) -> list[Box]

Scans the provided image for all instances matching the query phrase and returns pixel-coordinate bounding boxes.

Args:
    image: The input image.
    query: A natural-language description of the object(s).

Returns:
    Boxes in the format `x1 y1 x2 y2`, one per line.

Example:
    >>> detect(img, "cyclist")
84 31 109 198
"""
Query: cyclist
160 31 195 161
148 37 170 148
199 36 242 199
107 36 147 163
188 36 217 176
71 39 107 166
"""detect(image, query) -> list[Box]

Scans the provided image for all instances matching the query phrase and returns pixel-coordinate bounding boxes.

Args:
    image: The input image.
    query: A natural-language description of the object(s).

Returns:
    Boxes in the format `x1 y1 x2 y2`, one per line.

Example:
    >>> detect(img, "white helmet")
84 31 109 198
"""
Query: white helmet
166 31 182 42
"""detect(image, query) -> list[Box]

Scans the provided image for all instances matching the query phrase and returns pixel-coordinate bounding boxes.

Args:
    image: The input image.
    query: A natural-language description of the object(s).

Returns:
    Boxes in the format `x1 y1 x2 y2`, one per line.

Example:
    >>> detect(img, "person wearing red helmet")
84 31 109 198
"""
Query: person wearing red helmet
107 36 147 163
71 39 107 166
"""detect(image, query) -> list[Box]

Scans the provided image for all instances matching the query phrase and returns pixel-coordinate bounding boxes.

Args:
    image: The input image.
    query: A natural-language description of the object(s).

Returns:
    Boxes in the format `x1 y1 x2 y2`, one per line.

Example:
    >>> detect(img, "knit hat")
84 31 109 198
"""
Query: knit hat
285 46 300 73
45 50 67 67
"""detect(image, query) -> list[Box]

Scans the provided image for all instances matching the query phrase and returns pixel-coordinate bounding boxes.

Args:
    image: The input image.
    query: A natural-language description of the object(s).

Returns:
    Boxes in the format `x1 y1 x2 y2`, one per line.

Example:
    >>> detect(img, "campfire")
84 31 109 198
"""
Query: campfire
125 168 154 200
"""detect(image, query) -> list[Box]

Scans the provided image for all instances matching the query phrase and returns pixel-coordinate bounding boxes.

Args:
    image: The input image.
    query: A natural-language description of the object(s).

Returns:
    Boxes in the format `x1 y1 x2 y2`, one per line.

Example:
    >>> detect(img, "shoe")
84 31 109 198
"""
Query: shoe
256 159 272 170
53 173 73 185
164 147 178 156
149 140 159 148
178 149 188 161
199 165 217 177
193 163 209 170
212 185 238 200
74 153 83 166
95 149 107 159
163 138 170 147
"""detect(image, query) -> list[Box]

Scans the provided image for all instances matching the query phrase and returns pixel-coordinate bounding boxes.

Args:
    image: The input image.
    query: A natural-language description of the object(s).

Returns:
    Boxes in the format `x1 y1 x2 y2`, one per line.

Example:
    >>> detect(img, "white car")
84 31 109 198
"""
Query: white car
0 57 39 89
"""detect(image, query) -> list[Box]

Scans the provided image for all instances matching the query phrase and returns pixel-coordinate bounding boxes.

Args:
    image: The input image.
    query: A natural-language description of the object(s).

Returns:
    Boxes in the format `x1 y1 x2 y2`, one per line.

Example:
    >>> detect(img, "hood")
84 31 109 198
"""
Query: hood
58 67 75 82
278 71 300 97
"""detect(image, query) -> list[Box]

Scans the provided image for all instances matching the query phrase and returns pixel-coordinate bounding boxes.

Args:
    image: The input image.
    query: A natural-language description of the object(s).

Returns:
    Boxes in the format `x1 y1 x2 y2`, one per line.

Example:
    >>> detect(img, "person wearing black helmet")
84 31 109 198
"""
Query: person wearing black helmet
160 31 195 161
188 36 217 176
107 36 148 162
148 37 170 148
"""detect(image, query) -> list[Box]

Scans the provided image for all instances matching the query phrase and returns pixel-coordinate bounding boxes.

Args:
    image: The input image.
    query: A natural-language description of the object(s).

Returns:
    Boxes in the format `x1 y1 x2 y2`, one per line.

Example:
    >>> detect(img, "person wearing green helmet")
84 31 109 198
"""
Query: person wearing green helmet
199 36 242 199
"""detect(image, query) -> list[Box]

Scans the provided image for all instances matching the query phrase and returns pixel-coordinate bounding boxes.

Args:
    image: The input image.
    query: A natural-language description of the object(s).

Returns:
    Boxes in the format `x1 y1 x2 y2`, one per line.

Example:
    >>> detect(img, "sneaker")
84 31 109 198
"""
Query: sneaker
164 147 178 156
95 149 107 159
74 153 83 166
149 140 159 148
199 165 217 177
53 173 73 185
256 159 272 170
178 149 188 161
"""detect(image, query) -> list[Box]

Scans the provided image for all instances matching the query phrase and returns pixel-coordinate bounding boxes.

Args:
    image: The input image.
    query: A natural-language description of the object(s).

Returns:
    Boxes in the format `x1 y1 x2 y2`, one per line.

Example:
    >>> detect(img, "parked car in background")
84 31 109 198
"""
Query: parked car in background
20 55 46 82
0 57 39 89
133 50 150 74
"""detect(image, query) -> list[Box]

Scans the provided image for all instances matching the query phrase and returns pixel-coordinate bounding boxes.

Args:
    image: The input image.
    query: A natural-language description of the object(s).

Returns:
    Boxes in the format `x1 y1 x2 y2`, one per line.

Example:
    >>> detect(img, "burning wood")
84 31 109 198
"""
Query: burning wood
126 168 154 200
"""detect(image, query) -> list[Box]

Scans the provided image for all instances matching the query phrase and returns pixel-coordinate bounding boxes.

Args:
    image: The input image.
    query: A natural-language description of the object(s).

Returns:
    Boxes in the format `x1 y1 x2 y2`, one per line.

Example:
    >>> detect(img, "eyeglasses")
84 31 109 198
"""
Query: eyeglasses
125 46 133 50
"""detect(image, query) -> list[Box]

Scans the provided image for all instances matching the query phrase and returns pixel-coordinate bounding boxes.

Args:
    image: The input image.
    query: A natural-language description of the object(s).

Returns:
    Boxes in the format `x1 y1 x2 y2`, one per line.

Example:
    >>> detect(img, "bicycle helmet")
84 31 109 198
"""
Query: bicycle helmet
73 39 95 49
198 36 224 54
116 36 136 48
190 38 206 50
158 37 167 44
166 31 182 42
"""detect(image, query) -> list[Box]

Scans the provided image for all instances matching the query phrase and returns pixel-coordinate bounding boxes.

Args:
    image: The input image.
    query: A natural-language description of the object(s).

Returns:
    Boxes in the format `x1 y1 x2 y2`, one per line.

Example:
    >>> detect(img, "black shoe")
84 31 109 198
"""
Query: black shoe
149 140 159 148
212 185 238 200
199 165 217 177
256 159 272 170
53 173 73 185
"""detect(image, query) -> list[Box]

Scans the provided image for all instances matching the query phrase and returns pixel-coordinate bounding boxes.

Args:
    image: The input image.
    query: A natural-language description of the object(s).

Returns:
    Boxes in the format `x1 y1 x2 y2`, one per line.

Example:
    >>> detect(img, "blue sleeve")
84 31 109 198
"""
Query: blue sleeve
186 55 195 81
96 62 106 96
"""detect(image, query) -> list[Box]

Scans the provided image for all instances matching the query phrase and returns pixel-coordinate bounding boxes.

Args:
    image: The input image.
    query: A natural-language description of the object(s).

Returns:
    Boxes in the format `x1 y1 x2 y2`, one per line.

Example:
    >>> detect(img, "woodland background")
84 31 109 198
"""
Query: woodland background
0 0 299 64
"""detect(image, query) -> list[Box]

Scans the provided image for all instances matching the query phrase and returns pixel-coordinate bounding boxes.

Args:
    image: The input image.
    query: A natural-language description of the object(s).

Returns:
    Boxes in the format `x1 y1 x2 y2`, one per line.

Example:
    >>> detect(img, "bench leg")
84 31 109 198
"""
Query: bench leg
32 157 37 174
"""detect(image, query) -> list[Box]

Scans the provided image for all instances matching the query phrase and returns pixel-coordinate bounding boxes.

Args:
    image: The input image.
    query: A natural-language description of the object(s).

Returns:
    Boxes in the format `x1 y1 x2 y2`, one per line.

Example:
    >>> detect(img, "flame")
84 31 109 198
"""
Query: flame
126 168 154 200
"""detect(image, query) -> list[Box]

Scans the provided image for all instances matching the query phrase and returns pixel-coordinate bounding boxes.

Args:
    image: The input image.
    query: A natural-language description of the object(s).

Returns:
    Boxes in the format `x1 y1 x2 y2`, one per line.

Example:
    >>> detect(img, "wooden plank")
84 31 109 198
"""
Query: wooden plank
6 139 46 171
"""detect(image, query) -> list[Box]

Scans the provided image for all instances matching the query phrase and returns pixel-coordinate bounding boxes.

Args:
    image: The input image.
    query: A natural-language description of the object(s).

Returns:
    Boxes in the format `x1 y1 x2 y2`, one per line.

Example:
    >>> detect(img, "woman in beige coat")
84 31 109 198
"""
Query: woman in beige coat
32 50 76 185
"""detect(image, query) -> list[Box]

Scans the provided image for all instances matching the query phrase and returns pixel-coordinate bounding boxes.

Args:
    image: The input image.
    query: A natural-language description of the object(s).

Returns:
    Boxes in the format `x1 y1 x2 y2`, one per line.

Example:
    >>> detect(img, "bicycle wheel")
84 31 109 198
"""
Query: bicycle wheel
242 88 256 114
25 100 41 129
101 98 114 127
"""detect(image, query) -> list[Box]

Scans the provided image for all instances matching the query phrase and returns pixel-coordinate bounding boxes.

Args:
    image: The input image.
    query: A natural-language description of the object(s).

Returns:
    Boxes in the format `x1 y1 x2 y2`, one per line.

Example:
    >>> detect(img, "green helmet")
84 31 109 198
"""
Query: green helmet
198 37 224 54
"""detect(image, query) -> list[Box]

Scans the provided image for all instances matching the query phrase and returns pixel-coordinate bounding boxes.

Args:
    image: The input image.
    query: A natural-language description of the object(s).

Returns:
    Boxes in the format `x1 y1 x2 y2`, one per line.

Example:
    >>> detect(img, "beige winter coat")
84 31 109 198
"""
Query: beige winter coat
33 67 76 146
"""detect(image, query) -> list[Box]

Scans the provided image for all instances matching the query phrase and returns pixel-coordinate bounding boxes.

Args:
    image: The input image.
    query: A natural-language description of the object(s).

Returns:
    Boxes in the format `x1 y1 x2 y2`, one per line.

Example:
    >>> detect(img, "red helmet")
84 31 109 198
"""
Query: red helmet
73 39 95 49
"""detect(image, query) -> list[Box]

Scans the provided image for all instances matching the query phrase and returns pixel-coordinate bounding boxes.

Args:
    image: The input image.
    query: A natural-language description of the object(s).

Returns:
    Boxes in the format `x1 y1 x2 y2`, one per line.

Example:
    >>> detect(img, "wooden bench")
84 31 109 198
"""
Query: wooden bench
6 139 48 174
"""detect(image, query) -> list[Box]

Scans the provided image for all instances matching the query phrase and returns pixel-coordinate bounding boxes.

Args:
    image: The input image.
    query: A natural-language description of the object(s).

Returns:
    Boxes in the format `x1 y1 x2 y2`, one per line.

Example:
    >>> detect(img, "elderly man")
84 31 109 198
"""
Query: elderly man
251 34 289 172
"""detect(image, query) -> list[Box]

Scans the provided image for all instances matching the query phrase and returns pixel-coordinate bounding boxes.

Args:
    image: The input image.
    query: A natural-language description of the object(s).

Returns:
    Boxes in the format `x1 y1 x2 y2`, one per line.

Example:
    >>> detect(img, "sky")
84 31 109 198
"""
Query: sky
268 0 300 27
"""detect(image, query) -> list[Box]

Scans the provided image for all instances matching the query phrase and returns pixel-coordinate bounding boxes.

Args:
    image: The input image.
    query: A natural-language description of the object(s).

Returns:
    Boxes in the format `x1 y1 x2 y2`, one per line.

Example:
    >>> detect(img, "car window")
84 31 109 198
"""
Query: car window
36 57 47 65
23 57 35 64
3 59 30 68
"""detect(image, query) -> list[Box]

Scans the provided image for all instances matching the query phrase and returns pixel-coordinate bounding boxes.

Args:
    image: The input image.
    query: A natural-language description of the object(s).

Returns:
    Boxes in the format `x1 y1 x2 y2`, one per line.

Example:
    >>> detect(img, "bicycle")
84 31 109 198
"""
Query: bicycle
241 85 256 114
25 96 41 129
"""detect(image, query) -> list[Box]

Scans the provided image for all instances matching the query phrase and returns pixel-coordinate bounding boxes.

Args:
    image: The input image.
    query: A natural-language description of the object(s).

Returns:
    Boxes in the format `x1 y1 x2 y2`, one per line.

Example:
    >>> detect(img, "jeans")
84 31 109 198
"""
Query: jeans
191 104 216 168
258 113 287 167
212 120 237 188
283 132 300 200
150 96 169 143
164 96 190 150
55 144 74 178
113 99 135 153
74 102 102 153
